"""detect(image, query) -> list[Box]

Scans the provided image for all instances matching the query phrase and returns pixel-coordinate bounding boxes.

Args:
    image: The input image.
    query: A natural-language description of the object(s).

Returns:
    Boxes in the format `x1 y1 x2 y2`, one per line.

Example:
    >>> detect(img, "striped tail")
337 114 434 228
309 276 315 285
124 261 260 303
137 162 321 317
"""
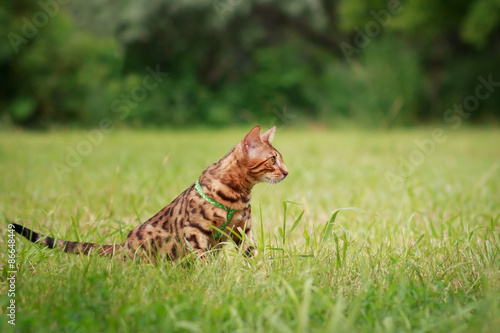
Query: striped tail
11 223 121 257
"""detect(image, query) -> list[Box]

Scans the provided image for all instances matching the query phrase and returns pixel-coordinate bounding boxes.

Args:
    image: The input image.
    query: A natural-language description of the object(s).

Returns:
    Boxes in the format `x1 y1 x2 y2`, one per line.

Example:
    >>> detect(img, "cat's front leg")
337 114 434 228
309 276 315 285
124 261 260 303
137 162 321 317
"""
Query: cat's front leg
183 225 211 260
232 219 258 258
242 234 258 258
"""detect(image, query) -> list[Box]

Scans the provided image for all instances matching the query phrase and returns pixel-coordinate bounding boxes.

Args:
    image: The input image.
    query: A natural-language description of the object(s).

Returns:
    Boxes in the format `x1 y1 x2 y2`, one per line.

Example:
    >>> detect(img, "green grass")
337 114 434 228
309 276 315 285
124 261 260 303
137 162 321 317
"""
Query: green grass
0 127 499 332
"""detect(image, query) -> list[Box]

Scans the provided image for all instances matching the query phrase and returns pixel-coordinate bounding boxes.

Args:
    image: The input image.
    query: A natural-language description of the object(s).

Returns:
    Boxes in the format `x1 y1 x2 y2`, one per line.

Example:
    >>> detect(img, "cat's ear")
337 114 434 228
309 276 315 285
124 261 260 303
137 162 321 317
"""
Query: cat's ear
261 126 276 144
242 125 262 149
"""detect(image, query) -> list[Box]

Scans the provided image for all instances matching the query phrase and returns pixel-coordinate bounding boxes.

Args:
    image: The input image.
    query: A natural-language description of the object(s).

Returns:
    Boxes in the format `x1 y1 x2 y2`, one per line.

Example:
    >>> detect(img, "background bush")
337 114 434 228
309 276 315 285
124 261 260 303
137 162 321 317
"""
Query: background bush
1 0 499 128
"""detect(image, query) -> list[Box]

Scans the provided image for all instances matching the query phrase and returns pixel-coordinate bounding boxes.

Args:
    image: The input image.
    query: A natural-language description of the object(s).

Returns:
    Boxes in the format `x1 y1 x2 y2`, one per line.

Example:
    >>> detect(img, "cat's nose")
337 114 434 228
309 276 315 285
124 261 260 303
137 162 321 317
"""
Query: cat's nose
282 170 289 177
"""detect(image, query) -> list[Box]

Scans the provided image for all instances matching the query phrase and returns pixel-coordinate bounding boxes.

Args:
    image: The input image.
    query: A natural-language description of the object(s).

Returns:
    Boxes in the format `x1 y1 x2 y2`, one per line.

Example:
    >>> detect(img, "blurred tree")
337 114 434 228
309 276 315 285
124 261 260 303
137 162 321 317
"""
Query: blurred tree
0 0 122 126
1 0 499 127
462 0 500 47
339 0 500 122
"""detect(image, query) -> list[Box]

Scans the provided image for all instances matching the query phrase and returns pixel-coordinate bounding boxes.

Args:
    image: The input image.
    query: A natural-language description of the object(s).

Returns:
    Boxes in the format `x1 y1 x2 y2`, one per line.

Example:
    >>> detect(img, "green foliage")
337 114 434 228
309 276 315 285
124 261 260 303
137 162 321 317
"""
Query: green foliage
1 128 499 331
462 0 500 47
0 0 123 126
1 0 500 127
319 36 422 127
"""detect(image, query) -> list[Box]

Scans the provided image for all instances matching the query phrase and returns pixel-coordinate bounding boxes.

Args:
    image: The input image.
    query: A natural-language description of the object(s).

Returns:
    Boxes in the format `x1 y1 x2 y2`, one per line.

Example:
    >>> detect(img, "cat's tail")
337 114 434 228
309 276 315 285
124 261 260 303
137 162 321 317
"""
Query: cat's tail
11 223 122 258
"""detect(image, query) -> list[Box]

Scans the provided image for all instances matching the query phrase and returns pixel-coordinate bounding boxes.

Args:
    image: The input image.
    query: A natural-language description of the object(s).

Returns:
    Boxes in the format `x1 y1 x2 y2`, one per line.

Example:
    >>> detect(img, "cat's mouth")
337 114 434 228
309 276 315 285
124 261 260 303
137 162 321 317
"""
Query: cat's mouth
264 174 288 184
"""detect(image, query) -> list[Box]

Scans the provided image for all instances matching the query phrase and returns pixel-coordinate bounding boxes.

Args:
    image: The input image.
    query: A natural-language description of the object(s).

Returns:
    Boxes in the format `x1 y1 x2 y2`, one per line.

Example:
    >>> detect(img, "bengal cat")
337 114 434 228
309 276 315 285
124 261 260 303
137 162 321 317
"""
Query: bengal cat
11 126 288 262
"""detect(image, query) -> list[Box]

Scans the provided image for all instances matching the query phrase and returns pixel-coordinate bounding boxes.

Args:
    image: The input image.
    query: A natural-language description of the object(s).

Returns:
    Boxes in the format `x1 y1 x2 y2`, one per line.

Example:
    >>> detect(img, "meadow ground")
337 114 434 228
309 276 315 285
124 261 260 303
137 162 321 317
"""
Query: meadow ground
0 127 499 332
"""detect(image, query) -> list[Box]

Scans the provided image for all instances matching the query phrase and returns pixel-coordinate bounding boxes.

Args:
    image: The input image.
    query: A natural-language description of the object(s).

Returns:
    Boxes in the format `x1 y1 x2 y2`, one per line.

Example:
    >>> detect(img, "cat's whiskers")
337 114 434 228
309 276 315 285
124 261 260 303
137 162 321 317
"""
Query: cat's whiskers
265 176 280 193
264 177 274 193
264 179 273 193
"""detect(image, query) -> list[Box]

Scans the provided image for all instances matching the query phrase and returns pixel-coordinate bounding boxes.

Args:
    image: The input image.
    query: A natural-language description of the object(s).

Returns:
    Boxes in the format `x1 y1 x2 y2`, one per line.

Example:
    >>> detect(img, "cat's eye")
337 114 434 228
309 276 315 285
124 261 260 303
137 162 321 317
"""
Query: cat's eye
269 156 276 165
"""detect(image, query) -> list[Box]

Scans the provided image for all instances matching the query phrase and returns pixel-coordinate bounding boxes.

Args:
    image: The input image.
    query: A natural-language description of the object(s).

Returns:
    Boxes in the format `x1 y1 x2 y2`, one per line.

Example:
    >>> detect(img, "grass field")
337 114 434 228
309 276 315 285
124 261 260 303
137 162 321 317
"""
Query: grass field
1 127 499 332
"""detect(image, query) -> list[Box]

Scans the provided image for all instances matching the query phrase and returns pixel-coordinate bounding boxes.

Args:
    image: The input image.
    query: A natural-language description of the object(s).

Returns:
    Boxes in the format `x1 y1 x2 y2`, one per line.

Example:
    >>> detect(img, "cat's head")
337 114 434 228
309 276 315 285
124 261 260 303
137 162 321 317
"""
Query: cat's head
238 126 288 185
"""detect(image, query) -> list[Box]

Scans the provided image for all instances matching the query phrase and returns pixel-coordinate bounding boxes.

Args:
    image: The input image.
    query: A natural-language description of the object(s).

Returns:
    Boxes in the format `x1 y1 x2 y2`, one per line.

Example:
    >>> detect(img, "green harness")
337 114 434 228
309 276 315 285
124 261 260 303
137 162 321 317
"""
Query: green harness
195 180 249 239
